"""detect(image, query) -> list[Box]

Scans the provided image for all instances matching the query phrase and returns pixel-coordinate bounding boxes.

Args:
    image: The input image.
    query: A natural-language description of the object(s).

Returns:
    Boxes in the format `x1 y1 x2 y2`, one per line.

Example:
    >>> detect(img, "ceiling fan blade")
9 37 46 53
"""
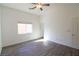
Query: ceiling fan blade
32 3 37 4
32 3 36 4
42 4 50 6
40 8 43 11
29 7 36 9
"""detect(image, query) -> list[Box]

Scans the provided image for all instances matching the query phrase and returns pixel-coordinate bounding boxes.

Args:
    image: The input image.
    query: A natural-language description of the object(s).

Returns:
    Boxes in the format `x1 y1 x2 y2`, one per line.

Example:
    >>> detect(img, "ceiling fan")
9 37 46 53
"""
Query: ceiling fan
29 3 50 11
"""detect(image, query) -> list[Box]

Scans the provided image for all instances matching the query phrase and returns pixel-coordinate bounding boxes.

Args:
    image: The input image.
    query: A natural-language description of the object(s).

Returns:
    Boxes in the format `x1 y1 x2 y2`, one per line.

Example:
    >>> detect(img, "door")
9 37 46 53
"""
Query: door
72 17 79 49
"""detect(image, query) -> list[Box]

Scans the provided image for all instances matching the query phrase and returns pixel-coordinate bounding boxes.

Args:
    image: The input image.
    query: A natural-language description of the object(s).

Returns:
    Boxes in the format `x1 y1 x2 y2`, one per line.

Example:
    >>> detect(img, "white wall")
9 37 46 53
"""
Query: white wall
40 17 44 37
42 4 79 49
0 6 2 54
1 6 42 47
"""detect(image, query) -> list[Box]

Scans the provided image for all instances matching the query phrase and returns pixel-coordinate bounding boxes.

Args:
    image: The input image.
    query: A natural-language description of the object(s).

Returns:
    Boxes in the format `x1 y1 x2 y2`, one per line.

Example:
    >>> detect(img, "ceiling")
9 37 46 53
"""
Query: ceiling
1 3 79 16
0 3 45 16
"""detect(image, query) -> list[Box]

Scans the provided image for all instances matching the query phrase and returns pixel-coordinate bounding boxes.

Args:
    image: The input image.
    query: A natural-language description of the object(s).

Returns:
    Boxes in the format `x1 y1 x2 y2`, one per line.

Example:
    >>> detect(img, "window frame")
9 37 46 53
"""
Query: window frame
17 22 33 34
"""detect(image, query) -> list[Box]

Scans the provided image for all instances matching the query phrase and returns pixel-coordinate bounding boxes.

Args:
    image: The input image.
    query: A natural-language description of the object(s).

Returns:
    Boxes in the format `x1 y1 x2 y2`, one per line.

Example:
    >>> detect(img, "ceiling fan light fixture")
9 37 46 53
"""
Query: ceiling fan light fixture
36 4 42 8
29 3 50 11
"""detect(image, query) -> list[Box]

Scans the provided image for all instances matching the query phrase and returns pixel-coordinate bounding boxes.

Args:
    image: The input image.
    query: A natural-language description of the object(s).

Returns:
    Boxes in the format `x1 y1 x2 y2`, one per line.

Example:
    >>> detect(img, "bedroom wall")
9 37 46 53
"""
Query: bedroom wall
1 6 42 47
0 6 2 54
42 4 79 49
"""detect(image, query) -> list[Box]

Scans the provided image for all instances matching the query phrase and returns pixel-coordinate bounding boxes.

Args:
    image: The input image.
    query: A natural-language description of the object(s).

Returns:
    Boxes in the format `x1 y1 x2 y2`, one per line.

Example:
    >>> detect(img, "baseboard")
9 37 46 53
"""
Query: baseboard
48 40 79 50
3 37 43 48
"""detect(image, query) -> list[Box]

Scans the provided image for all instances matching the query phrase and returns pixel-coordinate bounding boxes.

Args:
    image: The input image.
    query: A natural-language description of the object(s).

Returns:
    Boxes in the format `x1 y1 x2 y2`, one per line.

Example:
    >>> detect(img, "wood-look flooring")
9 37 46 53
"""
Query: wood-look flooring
1 39 79 56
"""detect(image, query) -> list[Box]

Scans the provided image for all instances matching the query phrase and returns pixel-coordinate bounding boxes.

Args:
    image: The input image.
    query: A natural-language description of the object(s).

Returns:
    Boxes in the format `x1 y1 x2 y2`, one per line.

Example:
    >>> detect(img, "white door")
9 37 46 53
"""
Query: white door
72 17 79 49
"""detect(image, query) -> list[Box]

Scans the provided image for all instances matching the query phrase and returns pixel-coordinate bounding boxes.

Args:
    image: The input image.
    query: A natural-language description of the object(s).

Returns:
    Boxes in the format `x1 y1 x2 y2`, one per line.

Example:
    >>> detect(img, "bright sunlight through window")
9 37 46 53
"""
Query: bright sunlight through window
18 23 32 34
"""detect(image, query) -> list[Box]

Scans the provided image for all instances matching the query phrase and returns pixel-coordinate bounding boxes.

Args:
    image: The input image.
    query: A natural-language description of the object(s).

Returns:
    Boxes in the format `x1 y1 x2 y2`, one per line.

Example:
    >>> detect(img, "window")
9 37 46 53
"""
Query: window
18 23 32 34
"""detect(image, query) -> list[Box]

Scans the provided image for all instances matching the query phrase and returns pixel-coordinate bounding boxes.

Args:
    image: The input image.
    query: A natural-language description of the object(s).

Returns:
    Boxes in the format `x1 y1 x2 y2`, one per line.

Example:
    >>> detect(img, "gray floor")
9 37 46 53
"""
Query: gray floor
1 39 79 56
